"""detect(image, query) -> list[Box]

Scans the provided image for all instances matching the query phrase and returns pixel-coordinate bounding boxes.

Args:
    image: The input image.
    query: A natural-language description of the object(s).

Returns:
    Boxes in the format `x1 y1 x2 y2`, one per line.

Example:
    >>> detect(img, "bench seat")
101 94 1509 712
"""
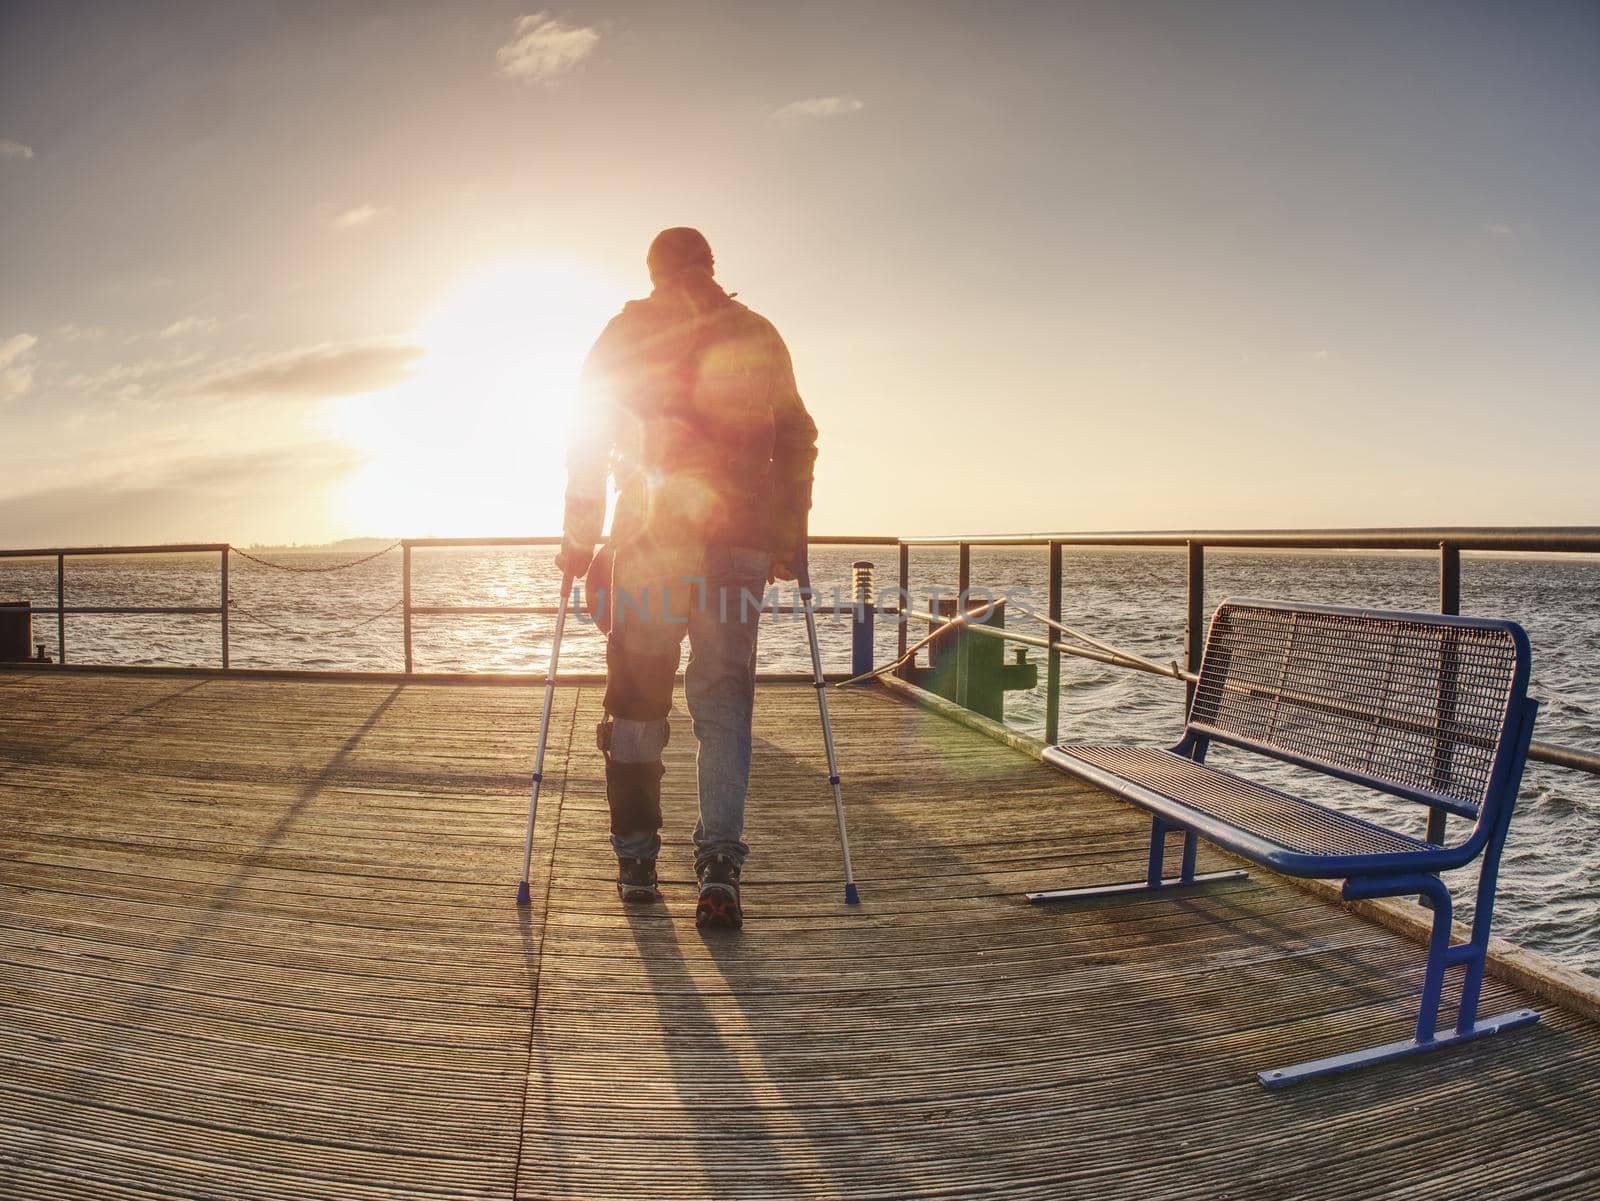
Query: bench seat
1032 598 1541 1087
1048 744 1438 875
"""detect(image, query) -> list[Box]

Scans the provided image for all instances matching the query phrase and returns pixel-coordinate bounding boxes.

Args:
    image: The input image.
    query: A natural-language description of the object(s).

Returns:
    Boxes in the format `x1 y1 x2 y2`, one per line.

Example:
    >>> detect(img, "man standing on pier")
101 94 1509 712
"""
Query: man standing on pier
556 227 818 929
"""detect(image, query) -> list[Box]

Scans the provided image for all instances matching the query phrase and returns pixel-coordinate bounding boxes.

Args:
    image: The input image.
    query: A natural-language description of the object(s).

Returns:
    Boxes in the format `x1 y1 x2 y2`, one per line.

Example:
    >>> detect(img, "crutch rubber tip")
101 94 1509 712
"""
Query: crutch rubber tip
515 880 532 906
844 883 860 905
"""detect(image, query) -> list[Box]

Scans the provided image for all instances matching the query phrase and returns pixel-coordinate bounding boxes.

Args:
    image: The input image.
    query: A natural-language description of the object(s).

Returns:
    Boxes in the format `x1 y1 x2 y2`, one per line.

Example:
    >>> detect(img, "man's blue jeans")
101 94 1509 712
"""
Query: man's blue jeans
601 543 769 871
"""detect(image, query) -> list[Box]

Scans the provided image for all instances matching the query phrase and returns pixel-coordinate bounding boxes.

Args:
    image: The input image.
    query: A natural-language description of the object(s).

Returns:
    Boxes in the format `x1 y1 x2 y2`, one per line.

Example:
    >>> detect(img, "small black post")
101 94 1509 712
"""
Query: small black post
402 543 413 674
1432 540 1463 846
956 542 972 708
1184 542 1205 712
850 561 875 677
220 547 230 670
1045 540 1062 745
56 553 65 666
1440 542 1461 616
896 542 910 665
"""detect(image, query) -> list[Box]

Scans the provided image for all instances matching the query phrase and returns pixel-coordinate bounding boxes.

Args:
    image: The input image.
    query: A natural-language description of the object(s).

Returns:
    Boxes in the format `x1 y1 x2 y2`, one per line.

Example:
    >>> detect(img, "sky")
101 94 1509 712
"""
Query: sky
1 0 1597 546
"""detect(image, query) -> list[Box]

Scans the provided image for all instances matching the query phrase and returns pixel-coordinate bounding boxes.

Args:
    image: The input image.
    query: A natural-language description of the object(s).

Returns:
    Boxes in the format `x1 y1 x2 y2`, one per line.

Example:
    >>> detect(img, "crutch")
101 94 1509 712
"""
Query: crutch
516 572 574 906
797 564 861 905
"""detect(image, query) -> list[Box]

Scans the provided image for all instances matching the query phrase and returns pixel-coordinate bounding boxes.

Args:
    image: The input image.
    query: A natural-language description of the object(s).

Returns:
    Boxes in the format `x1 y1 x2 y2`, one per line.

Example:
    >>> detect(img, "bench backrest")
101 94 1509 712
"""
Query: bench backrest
1189 599 1531 819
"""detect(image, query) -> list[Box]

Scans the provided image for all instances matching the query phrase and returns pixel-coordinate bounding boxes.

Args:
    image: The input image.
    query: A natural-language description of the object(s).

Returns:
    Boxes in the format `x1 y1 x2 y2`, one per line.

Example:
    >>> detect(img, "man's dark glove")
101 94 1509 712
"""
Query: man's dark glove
768 541 808 585
555 537 595 580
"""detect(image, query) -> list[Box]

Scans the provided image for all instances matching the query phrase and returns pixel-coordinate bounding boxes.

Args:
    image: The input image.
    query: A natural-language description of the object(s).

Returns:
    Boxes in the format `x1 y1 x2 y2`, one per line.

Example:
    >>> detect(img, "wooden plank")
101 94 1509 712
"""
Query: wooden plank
0 671 1597 1201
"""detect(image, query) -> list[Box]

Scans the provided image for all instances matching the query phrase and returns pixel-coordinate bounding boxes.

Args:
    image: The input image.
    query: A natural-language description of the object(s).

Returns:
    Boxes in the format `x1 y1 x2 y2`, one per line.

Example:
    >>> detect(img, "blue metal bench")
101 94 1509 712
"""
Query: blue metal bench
1036 598 1541 1087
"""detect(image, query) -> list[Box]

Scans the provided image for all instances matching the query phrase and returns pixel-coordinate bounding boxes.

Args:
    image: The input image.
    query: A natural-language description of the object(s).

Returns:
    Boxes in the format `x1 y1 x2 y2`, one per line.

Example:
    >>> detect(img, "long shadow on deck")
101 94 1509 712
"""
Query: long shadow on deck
625 910 875 1197
514 691 581 1201
4 684 405 1175
0 677 213 779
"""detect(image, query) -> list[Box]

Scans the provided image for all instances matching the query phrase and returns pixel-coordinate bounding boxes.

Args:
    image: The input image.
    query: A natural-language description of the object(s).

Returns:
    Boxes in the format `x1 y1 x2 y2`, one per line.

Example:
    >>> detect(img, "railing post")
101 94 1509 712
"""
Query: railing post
56 553 65 665
1184 541 1205 712
897 542 910 665
402 543 413 674
1045 540 1062 745
1440 542 1461 616
850 561 875 677
220 547 230 670
955 542 972 708
1432 540 1463 845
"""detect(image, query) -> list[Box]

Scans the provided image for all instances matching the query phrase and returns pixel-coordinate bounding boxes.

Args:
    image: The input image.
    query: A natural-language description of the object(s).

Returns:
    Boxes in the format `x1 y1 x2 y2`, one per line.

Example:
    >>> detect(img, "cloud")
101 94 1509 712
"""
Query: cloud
497 12 600 84
0 333 39 402
0 441 364 546
64 350 208 403
159 316 220 339
1483 221 1534 242
57 337 423 409
0 139 33 160
331 204 388 231
200 339 423 400
772 96 865 124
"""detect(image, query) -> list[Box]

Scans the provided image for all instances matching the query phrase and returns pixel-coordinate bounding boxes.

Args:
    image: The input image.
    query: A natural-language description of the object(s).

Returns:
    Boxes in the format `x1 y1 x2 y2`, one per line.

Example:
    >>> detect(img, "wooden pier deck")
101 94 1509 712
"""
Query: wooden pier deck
2 669 1599 1200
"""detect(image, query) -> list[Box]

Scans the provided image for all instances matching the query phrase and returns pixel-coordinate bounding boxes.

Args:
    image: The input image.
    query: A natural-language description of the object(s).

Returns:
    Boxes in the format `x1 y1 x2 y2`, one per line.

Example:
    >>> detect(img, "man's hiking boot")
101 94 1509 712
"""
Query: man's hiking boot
695 855 743 929
616 857 660 903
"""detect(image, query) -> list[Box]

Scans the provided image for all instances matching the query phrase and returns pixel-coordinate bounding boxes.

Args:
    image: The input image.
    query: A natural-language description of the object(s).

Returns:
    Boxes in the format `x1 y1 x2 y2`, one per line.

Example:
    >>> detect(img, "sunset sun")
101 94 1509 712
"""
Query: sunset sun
332 257 623 537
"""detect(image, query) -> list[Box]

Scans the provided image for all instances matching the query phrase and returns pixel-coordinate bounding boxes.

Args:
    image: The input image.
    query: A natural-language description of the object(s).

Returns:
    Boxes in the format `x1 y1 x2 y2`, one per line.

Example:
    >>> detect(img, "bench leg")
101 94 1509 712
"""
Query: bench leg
1257 871 1539 1089
1257 1008 1540 1088
1029 818 1247 905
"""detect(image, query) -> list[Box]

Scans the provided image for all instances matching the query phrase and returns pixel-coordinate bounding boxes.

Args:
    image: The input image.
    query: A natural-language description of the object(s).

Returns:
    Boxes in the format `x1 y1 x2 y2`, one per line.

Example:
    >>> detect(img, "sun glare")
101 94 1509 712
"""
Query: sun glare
332 258 625 537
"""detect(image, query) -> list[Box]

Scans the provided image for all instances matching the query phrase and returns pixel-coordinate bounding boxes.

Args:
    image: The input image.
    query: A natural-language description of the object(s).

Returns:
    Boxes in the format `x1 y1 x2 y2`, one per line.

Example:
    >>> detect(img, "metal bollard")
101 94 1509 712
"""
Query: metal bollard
0 600 31 662
850 561 875 677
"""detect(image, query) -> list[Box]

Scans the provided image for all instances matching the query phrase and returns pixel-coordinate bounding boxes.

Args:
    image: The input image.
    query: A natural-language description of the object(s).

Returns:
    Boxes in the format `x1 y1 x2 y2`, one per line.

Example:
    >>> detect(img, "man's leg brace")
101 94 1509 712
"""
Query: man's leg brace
600 636 678 856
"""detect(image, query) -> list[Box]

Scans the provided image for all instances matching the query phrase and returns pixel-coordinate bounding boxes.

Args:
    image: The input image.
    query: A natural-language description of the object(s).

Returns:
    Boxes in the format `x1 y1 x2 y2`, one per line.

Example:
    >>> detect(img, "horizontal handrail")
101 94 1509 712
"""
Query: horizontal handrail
401 534 900 549
26 605 222 616
403 536 558 548
0 543 229 559
1529 741 1600 776
407 602 905 619
899 527 1600 552
408 604 561 616
9 528 1594 559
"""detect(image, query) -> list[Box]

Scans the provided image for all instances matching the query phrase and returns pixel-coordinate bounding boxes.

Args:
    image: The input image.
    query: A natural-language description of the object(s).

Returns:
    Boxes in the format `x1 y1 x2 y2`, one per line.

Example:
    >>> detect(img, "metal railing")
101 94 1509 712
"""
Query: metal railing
0 543 231 668
5 527 1599 777
893 528 1600 778
402 537 560 675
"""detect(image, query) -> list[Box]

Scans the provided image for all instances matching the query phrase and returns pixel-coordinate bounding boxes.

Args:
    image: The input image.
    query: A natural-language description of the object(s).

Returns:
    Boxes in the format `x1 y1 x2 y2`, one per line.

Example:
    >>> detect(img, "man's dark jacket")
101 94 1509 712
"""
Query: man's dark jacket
563 280 818 559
